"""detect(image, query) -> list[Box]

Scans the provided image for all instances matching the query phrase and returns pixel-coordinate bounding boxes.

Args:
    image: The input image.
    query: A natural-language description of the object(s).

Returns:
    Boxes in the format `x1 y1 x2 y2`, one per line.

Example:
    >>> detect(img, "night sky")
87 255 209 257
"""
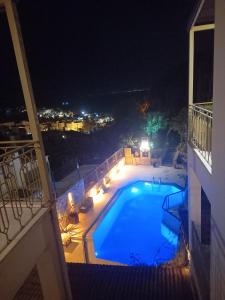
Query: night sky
0 0 195 112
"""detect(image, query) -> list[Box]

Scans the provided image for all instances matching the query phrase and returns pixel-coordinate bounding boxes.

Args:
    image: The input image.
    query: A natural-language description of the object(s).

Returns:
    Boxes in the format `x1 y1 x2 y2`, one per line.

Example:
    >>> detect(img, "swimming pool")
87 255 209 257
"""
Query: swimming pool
91 181 184 266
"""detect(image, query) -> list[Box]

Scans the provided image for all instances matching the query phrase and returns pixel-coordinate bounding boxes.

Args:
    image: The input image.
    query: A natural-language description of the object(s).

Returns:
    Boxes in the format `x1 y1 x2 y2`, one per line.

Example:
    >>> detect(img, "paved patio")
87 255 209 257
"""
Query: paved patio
63 165 186 263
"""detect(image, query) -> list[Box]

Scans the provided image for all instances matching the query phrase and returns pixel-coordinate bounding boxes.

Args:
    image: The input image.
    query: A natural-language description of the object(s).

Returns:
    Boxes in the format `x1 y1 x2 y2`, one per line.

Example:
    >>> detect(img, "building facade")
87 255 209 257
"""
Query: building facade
188 0 225 299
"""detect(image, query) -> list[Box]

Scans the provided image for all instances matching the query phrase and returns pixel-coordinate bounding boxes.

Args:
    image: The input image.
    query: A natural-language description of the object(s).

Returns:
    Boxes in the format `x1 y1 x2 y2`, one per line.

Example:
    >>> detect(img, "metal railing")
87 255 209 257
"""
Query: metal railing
0 141 47 253
189 102 213 166
193 102 213 111
161 186 188 265
83 148 124 191
162 188 186 212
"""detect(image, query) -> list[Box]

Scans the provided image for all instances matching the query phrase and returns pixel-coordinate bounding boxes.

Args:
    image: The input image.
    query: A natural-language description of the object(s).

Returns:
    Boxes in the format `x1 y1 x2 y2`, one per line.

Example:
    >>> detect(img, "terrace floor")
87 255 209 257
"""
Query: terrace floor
68 263 198 300
63 164 186 263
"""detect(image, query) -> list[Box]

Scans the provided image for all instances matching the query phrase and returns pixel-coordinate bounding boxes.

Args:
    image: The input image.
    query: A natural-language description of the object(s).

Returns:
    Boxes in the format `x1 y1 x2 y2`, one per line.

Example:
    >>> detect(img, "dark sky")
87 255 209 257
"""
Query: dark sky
0 0 195 112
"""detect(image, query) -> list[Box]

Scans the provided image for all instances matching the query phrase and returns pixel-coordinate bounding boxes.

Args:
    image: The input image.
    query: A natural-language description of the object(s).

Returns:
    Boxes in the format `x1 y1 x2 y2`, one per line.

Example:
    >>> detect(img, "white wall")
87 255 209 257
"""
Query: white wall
210 0 225 299
188 145 213 201
212 0 225 242
0 208 71 300
188 165 201 247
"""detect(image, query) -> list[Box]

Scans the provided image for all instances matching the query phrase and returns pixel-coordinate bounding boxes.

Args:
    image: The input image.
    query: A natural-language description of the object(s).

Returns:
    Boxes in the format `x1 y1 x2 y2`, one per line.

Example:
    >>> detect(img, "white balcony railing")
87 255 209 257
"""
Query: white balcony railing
189 102 213 167
83 148 124 191
0 141 48 253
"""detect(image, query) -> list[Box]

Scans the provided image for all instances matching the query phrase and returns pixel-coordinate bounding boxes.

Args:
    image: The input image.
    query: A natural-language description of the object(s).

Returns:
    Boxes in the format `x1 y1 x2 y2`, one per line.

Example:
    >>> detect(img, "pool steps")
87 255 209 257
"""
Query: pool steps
152 176 162 185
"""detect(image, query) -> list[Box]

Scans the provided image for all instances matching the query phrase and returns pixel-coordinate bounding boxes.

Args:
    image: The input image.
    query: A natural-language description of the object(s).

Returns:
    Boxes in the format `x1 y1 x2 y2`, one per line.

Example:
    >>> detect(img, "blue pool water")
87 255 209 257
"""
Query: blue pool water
93 181 184 266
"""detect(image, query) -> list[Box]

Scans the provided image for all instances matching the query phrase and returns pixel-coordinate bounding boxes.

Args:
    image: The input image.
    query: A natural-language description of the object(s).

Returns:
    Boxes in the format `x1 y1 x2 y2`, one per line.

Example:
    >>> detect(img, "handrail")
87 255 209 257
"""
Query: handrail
0 140 36 145
0 141 39 158
162 184 186 212
189 104 212 167
0 142 46 254
83 148 124 191
194 101 213 105
190 104 212 118
162 184 187 244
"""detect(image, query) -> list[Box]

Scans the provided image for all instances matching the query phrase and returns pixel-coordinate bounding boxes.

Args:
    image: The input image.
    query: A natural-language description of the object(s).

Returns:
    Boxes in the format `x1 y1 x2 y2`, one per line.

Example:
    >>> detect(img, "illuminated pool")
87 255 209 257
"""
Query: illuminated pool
93 181 184 266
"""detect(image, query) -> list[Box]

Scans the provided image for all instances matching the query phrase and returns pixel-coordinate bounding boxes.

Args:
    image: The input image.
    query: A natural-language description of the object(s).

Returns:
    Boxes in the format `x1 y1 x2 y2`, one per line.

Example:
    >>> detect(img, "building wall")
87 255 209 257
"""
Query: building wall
56 178 85 214
188 164 201 244
188 1 225 299
210 0 225 298
0 208 71 300
212 0 225 243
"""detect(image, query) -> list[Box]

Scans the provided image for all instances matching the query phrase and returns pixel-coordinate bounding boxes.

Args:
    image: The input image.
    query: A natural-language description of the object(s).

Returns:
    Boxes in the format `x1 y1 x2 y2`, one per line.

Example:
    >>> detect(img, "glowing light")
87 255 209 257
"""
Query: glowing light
187 249 191 261
140 139 150 151
108 160 125 181
94 188 104 204
109 168 118 181
103 177 110 188
131 187 138 193
90 187 104 204
90 187 97 198
144 182 151 186
68 192 74 205
118 160 124 170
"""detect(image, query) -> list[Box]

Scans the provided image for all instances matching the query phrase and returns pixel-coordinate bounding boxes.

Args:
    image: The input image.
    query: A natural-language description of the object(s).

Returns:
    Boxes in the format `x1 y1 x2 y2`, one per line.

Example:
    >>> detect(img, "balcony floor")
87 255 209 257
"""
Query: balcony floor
63 165 186 263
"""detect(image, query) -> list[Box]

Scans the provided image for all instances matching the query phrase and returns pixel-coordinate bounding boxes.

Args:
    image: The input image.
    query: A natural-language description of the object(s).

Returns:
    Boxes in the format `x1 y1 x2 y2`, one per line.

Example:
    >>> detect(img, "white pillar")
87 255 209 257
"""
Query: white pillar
4 0 52 203
188 29 194 106
188 167 202 249
1 1 72 299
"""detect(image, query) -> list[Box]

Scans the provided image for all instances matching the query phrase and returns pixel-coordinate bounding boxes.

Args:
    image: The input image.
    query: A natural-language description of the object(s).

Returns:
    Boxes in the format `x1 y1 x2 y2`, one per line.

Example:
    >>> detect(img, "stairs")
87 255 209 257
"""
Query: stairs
162 147 176 166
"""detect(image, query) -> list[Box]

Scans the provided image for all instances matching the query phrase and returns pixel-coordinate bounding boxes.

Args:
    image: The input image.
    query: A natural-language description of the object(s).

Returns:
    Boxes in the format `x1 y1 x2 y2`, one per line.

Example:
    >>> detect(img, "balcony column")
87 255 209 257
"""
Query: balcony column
4 0 52 203
188 166 202 250
2 1 72 299
188 29 194 106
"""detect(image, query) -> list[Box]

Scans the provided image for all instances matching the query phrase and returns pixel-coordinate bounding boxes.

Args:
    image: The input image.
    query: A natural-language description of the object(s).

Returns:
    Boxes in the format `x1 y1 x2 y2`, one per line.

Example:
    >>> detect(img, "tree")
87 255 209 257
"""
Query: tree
144 112 168 138
167 107 188 167
167 107 187 146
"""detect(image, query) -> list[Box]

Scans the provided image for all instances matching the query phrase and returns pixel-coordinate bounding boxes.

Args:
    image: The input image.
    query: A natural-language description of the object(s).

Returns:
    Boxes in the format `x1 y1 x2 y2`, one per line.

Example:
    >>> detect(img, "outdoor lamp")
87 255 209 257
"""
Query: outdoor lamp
140 139 150 152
